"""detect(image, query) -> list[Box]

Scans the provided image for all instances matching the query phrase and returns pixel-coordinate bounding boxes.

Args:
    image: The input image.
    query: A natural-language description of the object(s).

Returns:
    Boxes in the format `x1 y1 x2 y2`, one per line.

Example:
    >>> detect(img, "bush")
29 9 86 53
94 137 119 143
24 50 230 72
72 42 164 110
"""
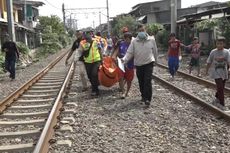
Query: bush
36 42 62 57
156 29 170 51
146 23 164 36
16 42 30 55
59 34 71 48
0 52 5 74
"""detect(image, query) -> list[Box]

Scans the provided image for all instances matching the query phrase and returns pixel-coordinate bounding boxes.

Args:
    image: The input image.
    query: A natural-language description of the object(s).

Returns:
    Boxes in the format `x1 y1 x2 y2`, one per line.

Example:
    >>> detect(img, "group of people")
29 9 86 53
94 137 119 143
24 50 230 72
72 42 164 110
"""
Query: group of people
66 24 158 107
66 24 230 110
167 34 230 111
1 23 229 110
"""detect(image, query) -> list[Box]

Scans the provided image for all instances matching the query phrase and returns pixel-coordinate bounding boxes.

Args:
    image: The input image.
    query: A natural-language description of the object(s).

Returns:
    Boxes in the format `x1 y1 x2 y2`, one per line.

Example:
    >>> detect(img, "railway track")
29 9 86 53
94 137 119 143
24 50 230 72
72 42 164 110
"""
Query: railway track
153 63 230 120
0 51 75 153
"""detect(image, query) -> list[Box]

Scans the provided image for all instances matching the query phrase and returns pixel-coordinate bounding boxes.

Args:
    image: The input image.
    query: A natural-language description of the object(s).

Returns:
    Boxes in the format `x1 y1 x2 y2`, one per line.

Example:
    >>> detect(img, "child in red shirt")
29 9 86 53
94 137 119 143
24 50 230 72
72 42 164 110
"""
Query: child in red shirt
167 33 181 80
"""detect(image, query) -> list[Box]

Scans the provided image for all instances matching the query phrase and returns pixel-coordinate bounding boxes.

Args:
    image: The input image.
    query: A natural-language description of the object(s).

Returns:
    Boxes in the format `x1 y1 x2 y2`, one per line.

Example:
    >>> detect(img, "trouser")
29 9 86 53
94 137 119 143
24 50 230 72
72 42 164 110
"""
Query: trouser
215 78 226 106
136 62 154 102
168 56 179 76
84 61 101 93
76 61 87 88
5 59 16 79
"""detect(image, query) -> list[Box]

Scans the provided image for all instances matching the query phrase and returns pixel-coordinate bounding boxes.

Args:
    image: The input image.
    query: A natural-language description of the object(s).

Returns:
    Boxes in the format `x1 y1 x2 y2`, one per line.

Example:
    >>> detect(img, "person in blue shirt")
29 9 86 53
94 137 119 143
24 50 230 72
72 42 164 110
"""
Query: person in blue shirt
112 32 134 99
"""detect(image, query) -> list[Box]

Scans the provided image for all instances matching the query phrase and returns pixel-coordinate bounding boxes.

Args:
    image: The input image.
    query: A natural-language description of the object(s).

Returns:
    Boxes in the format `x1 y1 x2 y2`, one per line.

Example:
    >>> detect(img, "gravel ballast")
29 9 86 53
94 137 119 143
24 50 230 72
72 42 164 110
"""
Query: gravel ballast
50 72 230 153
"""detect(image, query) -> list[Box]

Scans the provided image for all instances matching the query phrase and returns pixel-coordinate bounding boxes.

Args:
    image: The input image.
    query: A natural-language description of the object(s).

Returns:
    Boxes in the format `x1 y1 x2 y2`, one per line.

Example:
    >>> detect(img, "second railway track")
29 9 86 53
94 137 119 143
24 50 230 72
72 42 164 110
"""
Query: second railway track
153 63 230 120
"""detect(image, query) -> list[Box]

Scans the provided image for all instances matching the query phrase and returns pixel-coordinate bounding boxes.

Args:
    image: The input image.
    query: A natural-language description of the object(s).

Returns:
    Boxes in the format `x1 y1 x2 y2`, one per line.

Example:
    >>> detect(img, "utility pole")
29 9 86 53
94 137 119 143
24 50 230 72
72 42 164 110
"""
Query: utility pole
6 0 15 41
62 3 66 31
171 0 177 34
106 0 110 34
24 0 27 23
24 0 28 45
93 20 95 29
99 11 101 25
70 13 72 29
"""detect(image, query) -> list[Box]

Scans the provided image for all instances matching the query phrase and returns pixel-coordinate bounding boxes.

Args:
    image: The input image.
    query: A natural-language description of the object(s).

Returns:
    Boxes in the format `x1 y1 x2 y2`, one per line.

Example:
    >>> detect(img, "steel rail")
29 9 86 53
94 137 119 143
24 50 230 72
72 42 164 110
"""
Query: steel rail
0 51 68 113
33 62 75 153
156 63 230 93
152 74 230 121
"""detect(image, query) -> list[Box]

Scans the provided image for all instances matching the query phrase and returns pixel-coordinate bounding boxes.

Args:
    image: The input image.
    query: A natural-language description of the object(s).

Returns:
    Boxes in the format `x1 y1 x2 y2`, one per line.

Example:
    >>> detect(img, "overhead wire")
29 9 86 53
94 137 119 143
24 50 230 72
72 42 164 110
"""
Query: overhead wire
43 0 62 11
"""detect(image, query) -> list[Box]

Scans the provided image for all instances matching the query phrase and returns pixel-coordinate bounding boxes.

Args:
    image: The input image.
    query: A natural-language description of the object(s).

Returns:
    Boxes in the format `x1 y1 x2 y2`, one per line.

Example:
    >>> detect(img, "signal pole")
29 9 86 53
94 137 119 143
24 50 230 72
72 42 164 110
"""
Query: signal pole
6 0 15 41
62 3 66 31
106 0 110 34
99 11 101 25
171 0 177 34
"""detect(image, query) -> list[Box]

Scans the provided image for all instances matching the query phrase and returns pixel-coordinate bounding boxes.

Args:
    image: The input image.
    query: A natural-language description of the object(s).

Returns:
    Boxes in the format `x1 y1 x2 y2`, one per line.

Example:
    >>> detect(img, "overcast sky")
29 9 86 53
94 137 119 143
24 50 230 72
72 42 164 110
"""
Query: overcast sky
39 0 228 29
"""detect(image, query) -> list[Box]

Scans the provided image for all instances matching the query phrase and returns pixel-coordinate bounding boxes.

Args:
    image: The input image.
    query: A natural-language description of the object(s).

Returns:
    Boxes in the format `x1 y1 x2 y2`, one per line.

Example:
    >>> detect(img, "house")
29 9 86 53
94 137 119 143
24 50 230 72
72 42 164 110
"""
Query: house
129 0 229 26
177 2 230 47
0 0 44 49
129 0 182 24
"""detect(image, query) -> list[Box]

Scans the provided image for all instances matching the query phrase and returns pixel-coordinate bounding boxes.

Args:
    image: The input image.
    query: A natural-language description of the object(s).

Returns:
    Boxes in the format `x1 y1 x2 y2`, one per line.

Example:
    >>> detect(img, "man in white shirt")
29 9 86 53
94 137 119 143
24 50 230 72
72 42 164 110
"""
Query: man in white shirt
123 24 158 107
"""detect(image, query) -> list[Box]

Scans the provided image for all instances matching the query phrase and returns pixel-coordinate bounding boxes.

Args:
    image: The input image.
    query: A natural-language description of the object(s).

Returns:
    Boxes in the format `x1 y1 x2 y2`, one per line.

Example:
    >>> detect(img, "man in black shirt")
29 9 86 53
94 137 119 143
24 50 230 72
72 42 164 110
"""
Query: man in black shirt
1 34 19 80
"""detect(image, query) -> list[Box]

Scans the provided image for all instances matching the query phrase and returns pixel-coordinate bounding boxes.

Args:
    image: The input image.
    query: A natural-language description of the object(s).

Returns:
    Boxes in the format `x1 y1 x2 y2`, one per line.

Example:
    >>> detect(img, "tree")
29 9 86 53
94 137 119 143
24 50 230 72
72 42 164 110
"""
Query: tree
111 15 138 37
38 15 65 34
36 15 70 56
146 23 164 35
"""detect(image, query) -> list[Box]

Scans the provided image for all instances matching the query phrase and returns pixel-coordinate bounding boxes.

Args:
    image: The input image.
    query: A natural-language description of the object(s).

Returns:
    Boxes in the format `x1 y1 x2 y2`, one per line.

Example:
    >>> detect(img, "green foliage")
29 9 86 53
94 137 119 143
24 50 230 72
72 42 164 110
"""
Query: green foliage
36 16 71 57
0 52 5 73
67 28 75 37
194 18 230 48
59 34 71 48
194 19 218 31
42 32 59 42
146 23 164 35
156 29 170 51
111 15 138 37
38 16 65 34
16 42 30 55
218 18 230 48
37 42 62 57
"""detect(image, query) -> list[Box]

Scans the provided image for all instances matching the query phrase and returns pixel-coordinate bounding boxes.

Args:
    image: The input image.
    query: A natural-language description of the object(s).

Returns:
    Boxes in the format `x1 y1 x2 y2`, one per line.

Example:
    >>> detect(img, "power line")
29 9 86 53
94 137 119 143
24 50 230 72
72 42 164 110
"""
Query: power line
43 0 62 11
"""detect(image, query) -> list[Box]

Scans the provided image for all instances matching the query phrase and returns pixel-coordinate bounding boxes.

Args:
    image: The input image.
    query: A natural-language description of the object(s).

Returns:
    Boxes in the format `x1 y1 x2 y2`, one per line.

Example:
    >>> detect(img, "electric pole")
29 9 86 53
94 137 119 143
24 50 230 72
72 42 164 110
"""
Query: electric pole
106 0 110 34
99 11 101 25
62 3 66 31
171 0 177 34
24 0 27 23
6 0 15 41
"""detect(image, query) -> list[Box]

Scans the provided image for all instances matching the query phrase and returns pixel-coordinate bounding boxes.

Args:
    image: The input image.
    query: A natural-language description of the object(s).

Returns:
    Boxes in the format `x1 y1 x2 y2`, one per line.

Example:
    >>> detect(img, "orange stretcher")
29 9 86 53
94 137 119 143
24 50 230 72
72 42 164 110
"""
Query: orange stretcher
98 56 120 87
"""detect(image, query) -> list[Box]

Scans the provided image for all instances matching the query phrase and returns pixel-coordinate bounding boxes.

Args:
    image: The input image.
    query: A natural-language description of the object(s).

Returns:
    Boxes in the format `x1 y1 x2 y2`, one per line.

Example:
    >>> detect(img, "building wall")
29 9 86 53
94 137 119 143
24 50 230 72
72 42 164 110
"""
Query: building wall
133 0 181 17
146 7 198 25
0 0 5 19
0 0 19 22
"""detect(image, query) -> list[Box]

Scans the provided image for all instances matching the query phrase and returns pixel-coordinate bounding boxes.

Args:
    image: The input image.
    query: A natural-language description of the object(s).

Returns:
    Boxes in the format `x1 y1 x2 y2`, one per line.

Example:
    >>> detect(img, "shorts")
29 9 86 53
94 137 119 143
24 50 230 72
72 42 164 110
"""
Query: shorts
190 58 200 67
118 68 134 82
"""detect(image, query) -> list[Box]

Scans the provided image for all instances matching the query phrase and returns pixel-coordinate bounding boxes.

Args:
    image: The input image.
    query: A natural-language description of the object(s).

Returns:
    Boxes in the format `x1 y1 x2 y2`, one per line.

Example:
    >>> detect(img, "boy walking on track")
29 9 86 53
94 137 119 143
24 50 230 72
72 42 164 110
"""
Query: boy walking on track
206 37 230 111
182 37 201 77
167 33 182 80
